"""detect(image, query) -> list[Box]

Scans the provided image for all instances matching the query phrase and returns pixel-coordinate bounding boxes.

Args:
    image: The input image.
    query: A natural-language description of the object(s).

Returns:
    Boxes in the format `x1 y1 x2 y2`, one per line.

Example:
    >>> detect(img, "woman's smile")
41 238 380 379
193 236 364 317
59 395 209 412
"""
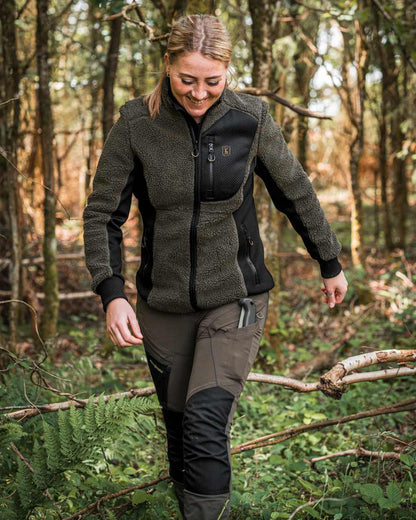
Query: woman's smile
164 51 228 122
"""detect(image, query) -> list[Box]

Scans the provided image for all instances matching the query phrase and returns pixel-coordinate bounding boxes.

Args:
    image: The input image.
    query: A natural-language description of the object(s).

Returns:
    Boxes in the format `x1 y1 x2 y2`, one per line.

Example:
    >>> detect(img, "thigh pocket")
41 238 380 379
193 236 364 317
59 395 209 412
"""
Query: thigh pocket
145 350 171 407
212 320 263 397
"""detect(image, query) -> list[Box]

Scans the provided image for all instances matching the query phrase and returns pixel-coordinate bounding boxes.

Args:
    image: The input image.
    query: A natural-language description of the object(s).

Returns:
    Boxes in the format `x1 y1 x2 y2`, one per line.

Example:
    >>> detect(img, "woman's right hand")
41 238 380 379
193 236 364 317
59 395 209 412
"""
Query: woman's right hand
106 298 143 347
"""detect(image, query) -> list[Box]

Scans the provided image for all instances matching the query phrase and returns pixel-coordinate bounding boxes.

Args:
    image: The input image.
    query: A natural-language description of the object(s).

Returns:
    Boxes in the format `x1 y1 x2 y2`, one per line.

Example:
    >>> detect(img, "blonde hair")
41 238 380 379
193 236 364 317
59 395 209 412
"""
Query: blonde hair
142 14 233 119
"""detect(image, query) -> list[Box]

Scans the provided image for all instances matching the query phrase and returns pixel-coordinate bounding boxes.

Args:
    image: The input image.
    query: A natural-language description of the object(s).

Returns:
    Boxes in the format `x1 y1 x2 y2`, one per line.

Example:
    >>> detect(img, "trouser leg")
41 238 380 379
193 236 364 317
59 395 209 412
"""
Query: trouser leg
182 292 269 520
137 291 269 520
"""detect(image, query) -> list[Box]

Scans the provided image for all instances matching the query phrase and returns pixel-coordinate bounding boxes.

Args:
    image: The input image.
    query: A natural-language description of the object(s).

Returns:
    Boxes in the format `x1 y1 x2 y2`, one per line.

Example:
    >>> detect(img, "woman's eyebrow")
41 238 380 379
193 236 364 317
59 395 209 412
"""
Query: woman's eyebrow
178 72 222 79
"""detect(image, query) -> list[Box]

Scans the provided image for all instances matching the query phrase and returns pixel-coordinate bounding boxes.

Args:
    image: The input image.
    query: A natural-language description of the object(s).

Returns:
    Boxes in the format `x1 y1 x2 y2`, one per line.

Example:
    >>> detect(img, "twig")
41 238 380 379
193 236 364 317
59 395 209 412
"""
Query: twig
9 441 54 501
4 387 156 421
307 447 403 465
235 87 332 119
231 398 416 454
0 146 71 220
61 474 170 520
288 495 360 520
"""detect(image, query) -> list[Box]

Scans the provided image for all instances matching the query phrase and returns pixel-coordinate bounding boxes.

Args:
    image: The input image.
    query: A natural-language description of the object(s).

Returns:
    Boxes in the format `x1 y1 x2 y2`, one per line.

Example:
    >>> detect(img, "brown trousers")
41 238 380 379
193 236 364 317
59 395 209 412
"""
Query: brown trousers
136 290 269 519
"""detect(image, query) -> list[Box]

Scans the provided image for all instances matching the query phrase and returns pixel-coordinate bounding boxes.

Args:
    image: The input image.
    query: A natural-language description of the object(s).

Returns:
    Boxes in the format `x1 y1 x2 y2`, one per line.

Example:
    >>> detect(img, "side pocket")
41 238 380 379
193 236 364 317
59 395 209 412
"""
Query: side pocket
241 223 260 285
212 320 262 398
145 350 171 408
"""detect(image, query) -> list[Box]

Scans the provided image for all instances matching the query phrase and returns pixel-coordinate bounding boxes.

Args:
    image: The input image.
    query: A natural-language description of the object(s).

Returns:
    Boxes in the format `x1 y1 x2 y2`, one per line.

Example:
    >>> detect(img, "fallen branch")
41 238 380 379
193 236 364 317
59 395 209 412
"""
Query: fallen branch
3 350 415 420
307 447 403 466
231 398 416 454
4 387 156 421
319 349 416 399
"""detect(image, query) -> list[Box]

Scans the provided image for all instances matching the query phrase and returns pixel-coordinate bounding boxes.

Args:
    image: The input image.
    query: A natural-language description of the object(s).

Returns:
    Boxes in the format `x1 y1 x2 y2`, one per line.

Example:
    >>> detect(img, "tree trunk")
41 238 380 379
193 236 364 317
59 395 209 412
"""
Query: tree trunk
372 4 393 252
0 0 23 353
36 0 59 343
85 0 101 198
248 0 282 367
386 42 407 249
341 23 368 271
102 16 122 141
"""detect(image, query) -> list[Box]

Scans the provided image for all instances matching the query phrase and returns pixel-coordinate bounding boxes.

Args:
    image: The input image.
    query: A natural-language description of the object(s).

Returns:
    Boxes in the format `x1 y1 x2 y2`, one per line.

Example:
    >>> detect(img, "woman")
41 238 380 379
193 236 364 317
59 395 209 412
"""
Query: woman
83 14 348 520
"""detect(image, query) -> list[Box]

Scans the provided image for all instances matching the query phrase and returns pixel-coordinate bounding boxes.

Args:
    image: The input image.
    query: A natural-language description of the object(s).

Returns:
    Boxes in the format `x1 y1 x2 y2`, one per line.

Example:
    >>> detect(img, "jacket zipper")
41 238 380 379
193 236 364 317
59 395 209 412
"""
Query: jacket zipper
141 234 150 276
186 121 202 311
241 224 260 284
206 140 215 200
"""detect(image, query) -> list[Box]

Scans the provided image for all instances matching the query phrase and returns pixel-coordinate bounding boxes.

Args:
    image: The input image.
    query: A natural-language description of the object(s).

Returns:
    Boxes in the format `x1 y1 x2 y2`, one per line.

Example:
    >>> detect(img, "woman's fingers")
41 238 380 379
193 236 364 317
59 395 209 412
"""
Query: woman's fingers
127 313 143 342
106 298 143 347
321 270 349 308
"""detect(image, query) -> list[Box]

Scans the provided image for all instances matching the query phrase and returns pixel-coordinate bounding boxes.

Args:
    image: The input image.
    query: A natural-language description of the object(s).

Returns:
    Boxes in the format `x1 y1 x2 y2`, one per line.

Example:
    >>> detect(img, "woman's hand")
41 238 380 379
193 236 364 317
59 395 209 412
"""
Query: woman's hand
321 270 348 308
106 298 143 347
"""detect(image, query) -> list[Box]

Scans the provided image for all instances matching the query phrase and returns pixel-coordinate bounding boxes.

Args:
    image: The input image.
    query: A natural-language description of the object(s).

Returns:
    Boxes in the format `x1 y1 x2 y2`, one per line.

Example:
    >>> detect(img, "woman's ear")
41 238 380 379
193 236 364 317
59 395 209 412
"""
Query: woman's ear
164 53 169 72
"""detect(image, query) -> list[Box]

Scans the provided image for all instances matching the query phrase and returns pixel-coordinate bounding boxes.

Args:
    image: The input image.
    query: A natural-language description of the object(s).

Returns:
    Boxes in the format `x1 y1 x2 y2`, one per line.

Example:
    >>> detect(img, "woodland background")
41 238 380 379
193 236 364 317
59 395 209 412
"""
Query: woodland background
0 0 415 519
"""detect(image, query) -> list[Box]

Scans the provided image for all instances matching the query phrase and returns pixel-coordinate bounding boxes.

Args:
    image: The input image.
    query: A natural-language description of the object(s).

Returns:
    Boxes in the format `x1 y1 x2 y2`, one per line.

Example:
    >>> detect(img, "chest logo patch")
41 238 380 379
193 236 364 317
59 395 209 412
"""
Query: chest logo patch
222 145 232 157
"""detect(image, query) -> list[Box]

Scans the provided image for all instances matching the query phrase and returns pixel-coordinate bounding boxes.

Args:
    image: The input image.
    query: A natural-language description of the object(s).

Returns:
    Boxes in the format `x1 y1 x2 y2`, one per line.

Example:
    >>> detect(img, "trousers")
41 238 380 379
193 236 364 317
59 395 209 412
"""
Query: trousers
136 290 269 519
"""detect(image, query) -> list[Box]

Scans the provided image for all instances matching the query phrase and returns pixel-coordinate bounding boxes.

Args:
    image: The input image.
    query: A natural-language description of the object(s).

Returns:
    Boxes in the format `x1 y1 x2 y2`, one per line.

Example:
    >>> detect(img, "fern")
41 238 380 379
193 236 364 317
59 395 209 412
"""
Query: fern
84 396 96 435
16 459 35 509
4 395 159 517
58 408 75 460
43 421 61 472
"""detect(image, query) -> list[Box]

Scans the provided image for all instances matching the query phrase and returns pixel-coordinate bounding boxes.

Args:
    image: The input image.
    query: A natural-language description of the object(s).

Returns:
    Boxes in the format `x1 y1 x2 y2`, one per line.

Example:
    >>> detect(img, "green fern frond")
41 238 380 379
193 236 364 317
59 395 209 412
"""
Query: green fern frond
32 439 49 489
43 421 61 471
58 408 75 460
85 396 96 435
16 459 35 509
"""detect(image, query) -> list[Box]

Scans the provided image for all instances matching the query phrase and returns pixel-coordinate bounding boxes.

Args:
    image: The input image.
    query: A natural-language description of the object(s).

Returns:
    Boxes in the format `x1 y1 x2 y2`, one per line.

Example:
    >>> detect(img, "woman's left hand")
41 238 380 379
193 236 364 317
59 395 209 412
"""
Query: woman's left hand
321 270 348 308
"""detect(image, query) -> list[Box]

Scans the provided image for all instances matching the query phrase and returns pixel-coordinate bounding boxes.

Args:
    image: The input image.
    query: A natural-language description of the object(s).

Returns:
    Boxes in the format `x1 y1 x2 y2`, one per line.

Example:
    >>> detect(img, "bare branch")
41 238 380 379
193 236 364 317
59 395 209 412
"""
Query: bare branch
231 398 416 454
102 3 170 42
3 349 415 420
235 87 332 119
320 349 416 398
4 387 156 420
308 447 403 465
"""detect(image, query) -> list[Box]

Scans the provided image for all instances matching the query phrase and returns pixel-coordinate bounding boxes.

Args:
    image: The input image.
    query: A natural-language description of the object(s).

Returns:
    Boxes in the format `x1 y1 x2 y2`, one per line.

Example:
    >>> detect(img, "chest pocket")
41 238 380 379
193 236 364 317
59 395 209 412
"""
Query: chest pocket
199 109 259 202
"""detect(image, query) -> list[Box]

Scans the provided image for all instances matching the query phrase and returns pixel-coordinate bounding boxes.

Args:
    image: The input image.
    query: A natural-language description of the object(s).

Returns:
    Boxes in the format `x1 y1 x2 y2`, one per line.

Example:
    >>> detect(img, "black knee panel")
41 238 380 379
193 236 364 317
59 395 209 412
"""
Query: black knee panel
162 407 185 484
183 386 234 495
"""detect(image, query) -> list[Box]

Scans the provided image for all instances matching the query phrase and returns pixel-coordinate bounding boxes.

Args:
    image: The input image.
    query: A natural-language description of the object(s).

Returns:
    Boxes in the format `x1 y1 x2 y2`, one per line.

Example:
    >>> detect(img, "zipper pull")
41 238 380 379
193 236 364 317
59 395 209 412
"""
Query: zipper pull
208 142 215 162
192 139 199 158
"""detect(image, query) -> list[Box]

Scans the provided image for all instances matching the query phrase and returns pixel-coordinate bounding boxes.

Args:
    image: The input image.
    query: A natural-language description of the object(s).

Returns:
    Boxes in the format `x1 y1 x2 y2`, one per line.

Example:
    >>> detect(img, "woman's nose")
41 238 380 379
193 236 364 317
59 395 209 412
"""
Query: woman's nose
191 85 207 100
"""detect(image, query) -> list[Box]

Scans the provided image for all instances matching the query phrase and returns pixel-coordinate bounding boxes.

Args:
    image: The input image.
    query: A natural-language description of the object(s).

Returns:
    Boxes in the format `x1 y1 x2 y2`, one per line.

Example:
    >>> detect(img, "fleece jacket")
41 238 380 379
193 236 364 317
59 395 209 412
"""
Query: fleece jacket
83 76 342 313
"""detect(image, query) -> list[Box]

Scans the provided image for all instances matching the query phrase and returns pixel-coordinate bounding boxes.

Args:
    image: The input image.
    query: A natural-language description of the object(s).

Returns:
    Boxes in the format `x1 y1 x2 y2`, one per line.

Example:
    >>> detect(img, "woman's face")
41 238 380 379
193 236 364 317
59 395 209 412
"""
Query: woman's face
164 51 228 123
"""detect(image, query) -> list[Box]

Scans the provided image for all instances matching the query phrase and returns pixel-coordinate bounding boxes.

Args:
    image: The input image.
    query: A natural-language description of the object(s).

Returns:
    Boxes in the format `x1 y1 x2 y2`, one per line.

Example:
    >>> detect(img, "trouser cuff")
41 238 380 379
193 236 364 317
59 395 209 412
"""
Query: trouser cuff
183 488 231 520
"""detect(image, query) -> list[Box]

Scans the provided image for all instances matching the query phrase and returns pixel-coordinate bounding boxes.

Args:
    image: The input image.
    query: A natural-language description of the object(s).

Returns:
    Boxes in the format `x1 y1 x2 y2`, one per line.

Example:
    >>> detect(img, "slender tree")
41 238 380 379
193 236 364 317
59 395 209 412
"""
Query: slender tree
0 0 23 352
36 0 59 342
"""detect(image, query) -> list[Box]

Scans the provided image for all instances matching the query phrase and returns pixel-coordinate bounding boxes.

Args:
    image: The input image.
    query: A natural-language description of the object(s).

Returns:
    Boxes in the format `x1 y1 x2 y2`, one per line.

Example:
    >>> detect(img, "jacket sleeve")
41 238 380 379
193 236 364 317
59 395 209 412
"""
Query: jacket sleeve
83 114 138 311
255 101 342 278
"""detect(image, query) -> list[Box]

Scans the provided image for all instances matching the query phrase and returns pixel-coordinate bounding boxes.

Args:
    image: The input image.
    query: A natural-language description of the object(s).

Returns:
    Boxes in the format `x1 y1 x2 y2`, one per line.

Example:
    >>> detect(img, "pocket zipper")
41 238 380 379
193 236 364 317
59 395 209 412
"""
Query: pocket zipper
141 234 150 275
241 224 260 284
149 357 164 374
206 140 215 200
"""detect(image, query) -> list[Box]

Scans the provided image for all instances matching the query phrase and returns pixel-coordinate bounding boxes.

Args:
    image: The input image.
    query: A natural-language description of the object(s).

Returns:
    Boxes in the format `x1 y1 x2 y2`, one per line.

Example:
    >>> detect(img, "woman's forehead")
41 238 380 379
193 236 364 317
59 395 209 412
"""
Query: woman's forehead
171 51 228 75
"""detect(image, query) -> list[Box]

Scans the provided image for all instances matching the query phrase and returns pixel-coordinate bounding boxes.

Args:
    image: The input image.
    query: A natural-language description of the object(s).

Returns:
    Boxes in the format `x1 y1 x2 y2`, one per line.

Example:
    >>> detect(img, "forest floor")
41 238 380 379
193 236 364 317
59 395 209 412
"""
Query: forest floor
1 194 415 519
